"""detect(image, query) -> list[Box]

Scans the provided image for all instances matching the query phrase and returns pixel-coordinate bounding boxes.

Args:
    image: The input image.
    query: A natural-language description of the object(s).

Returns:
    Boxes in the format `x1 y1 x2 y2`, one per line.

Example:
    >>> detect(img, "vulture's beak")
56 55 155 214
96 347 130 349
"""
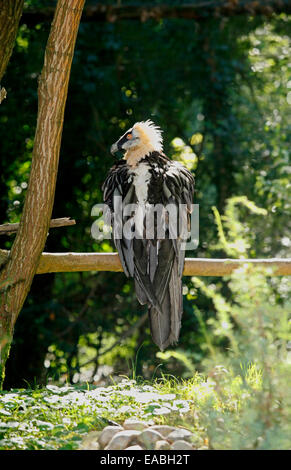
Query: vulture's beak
110 142 119 155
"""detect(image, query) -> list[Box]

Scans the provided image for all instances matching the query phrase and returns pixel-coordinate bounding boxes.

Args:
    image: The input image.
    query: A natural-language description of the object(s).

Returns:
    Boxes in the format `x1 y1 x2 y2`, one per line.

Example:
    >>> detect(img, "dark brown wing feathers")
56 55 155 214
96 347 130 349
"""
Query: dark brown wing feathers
102 152 194 350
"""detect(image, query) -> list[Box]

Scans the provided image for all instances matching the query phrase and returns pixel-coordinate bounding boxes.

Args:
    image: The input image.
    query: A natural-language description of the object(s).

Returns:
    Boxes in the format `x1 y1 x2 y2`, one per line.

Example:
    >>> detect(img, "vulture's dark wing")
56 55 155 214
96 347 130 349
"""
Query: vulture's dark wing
144 157 194 349
102 154 195 350
102 160 136 277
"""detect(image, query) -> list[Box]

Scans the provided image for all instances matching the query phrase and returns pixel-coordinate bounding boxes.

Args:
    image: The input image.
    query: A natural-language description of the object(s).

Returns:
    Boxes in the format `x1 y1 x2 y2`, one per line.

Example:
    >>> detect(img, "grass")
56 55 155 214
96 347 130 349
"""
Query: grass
0 376 203 450
0 366 267 450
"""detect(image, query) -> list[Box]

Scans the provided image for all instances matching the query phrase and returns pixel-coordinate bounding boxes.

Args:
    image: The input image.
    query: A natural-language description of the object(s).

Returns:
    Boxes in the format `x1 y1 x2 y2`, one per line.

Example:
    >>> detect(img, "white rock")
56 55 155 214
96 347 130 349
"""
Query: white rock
150 425 176 437
125 445 144 450
171 440 194 450
138 429 164 449
80 431 101 450
155 439 171 450
82 441 100 450
105 430 141 450
123 418 148 431
98 425 123 449
167 428 192 443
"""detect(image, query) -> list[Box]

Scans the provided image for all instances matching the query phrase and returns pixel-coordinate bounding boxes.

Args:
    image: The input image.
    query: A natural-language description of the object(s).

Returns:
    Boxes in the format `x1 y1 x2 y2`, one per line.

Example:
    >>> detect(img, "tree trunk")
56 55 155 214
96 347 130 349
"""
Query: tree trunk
0 0 85 389
0 0 24 102
0 0 24 80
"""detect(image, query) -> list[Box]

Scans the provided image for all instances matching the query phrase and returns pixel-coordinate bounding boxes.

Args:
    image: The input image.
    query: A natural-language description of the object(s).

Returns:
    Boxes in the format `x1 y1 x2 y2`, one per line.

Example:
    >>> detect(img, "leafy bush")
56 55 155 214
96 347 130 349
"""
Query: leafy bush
157 196 291 449
195 266 291 449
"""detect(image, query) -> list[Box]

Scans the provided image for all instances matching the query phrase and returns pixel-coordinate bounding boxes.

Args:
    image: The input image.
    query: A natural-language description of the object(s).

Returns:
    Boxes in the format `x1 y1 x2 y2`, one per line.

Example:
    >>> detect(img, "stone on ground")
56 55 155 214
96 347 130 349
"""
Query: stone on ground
150 425 176 437
171 439 194 450
167 428 193 443
155 439 171 450
80 431 101 450
123 418 149 431
105 430 141 450
138 429 164 449
98 425 123 449
125 444 144 450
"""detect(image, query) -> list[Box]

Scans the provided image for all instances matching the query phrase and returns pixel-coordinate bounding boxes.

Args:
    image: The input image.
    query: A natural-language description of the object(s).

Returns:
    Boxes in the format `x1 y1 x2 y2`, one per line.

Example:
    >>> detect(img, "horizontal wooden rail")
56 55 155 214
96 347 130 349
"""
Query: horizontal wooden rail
36 253 291 276
1 250 290 275
1 250 289 276
0 218 76 235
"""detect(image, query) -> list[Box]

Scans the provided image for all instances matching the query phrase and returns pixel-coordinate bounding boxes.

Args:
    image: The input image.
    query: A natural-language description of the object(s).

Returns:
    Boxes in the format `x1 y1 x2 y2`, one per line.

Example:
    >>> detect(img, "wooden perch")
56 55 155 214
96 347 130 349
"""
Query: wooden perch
1 250 290 276
0 218 76 235
36 254 291 276
22 1 291 25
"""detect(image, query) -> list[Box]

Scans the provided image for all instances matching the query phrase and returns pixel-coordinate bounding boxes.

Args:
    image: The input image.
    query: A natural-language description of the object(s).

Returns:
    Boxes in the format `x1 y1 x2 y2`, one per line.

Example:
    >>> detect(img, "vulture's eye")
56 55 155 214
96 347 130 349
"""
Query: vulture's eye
127 133 133 140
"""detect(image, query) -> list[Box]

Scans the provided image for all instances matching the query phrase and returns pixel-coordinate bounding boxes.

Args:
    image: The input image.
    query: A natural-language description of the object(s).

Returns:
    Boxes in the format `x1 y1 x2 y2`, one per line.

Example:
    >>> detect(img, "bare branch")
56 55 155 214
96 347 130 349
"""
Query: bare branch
0 218 76 235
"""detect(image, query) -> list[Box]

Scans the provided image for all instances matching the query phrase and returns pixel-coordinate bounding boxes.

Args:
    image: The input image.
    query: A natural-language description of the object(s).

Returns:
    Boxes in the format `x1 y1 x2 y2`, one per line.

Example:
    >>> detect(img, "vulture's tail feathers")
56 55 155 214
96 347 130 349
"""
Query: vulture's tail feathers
148 259 183 350
168 257 183 343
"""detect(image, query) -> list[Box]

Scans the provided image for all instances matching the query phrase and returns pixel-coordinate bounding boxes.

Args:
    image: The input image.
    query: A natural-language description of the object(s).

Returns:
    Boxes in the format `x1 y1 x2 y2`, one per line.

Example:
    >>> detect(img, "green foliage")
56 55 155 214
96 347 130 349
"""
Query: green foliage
152 196 291 448
193 266 291 449
0 379 196 450
149 265 291 449
211 196 267 257
0 11 290 387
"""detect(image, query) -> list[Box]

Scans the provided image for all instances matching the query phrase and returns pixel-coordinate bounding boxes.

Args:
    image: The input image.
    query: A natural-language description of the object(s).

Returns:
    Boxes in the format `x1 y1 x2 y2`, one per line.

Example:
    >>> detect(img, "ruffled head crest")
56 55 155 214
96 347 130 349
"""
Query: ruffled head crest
133 119 163 152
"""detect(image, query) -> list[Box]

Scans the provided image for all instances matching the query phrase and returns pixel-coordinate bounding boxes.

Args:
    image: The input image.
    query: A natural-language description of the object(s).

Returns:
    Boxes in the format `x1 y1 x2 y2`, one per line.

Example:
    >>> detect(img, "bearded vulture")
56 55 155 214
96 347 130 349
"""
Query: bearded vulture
102 120 194 350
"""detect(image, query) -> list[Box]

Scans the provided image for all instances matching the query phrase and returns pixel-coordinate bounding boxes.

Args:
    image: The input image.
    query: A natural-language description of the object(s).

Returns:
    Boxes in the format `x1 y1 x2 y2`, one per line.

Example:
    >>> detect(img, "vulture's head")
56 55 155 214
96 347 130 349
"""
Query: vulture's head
110 120 163 162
